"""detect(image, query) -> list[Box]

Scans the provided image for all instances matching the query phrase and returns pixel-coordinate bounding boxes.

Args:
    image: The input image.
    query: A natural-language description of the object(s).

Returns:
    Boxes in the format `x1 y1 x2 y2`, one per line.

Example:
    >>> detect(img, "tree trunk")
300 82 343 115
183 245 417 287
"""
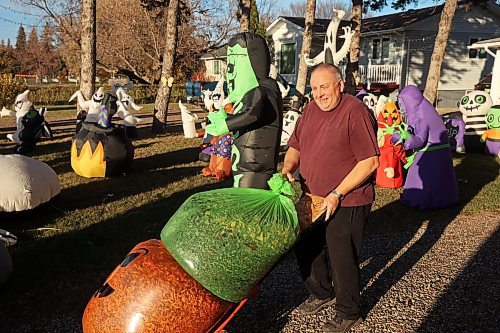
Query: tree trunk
239 0 251 32
345 0 362 95
423 0 458 105
152 0 180 134
80 0 96 100
293 0 316 111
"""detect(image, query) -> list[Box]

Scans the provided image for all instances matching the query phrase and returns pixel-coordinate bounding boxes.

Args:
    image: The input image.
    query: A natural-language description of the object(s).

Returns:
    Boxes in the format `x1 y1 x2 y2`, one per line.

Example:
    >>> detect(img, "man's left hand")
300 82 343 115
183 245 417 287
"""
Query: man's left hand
320 193 341 221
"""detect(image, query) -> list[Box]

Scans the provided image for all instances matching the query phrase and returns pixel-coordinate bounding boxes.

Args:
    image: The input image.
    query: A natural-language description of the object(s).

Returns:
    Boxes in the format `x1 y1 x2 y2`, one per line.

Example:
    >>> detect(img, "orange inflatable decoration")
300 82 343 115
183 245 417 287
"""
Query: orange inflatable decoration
82 239 233 333
376 100 407 188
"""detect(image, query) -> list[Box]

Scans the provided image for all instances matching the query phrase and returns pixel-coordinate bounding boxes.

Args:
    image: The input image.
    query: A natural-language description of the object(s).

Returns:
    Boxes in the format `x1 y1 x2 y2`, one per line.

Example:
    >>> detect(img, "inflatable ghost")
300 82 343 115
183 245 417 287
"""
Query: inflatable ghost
458 90 492 153
115 87 141 138
179 100 198 138
363 93 378 115
69 87 106 127
205 32 283 189
481 106 500 157
376 100 406 188
304 8 354 66
391 85 458 209
1 90 52 154
281 110 300 146
0 154 61 212
442 112 465 153
375 95 388 118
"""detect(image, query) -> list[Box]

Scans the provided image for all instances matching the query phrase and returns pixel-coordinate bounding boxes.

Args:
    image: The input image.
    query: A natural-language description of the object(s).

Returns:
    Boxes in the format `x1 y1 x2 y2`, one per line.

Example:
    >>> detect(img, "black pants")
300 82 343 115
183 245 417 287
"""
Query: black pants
295 204 371 320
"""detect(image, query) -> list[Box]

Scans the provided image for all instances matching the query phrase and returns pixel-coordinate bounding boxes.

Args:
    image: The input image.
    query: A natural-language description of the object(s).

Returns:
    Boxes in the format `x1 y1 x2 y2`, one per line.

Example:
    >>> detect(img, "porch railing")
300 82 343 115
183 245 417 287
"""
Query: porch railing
339 63 402 86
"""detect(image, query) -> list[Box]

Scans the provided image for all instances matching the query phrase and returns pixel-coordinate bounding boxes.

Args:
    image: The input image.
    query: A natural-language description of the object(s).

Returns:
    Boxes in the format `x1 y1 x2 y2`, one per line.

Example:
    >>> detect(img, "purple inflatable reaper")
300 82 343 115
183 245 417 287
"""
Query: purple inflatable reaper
391 85 459 209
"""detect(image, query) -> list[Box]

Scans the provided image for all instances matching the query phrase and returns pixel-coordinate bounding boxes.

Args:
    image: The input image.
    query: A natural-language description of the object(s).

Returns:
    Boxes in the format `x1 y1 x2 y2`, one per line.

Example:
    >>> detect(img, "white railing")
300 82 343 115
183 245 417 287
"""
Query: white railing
339 63 402 85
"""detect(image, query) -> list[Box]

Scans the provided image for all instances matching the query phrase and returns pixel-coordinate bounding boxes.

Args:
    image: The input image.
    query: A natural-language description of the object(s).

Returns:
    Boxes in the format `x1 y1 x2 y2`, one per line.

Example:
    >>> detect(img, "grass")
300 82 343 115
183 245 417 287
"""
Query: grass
0 113 499 331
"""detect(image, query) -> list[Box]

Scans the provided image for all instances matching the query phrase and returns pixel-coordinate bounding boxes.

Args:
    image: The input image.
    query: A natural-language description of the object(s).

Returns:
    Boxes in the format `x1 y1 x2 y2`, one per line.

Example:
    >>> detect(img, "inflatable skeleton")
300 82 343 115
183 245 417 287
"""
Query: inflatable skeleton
304 8 354 66
458 90 492 153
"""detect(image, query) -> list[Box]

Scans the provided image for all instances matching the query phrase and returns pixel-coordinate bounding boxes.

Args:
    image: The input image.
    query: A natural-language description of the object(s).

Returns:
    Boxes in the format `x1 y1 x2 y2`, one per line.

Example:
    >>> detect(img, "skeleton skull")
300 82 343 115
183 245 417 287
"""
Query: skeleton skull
459 90 493 117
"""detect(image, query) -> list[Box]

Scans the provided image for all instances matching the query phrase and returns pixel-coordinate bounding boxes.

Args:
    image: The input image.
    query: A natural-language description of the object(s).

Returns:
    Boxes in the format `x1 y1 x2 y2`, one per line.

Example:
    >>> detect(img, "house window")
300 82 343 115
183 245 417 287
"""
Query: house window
280 43 296 74
468 38 487 59
212 60 221 75
372 38 390 60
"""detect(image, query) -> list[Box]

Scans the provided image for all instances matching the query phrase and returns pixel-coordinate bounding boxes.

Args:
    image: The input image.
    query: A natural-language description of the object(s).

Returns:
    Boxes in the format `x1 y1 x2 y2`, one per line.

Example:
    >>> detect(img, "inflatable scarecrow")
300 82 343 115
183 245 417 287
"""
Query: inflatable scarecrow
481 105 500 157
376 100 406 188
458 90 493 153
205 32 283 189
391 85 458 209
1 90 52 154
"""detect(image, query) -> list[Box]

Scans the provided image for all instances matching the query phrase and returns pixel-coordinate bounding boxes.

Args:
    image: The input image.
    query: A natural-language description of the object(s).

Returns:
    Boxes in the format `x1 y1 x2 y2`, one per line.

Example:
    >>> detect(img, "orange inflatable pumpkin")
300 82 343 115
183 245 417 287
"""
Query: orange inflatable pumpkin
82 239 233 333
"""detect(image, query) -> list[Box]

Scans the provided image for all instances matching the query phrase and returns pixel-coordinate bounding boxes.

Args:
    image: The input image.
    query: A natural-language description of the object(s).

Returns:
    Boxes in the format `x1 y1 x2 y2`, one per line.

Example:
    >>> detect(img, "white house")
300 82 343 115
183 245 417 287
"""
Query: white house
265 0 500 107
200 47 227 81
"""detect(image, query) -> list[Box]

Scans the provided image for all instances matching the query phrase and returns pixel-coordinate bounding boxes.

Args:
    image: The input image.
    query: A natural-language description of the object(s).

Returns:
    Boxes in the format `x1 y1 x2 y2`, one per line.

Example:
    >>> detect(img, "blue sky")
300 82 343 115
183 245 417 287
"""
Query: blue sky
0 0 441 44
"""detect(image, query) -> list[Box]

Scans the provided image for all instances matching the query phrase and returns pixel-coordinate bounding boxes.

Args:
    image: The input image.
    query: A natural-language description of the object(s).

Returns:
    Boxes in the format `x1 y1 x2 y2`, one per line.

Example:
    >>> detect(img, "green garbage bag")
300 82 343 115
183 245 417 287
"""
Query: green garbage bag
161 174 299 302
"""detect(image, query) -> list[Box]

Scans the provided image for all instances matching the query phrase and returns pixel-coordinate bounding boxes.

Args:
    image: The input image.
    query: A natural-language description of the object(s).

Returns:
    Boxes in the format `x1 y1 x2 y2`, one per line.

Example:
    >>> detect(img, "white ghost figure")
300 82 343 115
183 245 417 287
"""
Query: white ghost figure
304 8 354 66
202 89 214 111
281 110 301 146
363 93 378 115
3 90 33 144
179 100 198 138
211 77 225 110
69 87 105 123
115 87 142 127
375 95 388 118
458 90 493 135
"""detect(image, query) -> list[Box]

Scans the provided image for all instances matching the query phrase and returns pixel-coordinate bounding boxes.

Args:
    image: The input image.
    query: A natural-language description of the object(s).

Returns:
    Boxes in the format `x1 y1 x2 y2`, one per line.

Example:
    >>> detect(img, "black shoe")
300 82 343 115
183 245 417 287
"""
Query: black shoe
297 295 336 315
323 314 362 333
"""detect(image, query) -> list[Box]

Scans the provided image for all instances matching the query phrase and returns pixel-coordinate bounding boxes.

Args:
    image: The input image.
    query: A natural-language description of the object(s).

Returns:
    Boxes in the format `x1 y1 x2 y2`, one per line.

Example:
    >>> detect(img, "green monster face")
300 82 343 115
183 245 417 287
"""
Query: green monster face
226 44 259 108
486 106 500 129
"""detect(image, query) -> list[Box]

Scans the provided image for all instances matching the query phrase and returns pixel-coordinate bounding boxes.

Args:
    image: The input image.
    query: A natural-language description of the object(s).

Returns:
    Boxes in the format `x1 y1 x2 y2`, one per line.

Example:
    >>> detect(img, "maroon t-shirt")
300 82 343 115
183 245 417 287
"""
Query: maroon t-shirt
288 94 379 206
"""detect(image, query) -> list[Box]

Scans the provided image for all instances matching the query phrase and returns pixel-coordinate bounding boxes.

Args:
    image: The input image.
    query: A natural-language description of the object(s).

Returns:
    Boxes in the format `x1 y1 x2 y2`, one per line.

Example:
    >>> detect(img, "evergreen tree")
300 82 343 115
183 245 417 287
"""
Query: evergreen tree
250 0 266 36
16 26 27 50
7 39 12 49
27 27 39 49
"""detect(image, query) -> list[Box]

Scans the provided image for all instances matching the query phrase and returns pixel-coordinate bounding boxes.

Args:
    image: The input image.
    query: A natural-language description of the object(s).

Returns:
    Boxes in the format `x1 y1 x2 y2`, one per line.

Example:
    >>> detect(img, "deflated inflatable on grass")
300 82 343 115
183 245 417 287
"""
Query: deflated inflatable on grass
161 174 299 302
82 239 233 333
0 154 60 212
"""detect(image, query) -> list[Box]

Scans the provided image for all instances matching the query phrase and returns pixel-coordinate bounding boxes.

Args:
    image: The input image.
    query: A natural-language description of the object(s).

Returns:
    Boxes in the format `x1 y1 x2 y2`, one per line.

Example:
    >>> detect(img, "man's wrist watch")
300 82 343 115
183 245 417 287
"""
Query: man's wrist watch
330 190 344 201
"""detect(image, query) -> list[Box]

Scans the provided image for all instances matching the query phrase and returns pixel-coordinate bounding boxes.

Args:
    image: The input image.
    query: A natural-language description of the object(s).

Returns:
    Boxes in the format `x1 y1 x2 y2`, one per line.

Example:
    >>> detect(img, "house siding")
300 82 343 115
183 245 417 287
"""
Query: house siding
400 4 499 106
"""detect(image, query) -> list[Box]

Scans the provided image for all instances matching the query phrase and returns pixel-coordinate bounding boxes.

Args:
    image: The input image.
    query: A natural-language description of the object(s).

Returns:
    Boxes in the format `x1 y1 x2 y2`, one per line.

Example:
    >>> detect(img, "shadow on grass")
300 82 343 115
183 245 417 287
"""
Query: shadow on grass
0 178 232 333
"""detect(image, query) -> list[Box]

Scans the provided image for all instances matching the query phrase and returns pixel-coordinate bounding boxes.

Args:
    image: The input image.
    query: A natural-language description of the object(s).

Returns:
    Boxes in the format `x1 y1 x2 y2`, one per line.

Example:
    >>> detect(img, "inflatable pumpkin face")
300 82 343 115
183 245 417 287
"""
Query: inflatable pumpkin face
71 123 134 178
379 101 402 126
82 239 233 333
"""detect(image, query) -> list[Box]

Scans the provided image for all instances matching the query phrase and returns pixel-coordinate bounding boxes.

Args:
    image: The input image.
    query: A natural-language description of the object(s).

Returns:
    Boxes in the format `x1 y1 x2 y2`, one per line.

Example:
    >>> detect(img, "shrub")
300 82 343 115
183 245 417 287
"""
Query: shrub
0 75 28 108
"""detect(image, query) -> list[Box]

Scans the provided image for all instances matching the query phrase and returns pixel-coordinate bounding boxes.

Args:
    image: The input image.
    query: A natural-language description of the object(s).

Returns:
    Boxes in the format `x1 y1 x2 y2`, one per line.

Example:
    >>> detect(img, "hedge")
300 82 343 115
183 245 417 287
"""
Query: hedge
0 75 28 108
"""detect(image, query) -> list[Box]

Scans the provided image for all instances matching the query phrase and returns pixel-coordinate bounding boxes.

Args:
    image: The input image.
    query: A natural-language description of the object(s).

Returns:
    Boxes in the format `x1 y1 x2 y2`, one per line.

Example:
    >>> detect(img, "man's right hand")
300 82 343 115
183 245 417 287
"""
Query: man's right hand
282 167 295 182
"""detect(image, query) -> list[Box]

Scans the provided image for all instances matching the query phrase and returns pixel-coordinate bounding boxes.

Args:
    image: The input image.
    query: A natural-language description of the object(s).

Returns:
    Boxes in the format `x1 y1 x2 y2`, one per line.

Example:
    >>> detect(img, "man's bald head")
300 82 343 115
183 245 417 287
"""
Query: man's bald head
311 63 343 83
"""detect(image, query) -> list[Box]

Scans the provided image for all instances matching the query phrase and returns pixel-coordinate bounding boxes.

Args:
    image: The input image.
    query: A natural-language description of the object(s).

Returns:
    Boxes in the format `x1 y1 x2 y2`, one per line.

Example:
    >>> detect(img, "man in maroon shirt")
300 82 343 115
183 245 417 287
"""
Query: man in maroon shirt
282 63 379 332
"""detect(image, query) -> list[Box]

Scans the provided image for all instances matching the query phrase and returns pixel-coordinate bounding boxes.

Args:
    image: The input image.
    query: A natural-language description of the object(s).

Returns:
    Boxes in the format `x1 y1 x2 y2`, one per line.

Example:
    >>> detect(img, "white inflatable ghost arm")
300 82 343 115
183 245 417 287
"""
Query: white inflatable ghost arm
332 26 355 65
375 95 388 118
69 90 92 112
1 107 15 118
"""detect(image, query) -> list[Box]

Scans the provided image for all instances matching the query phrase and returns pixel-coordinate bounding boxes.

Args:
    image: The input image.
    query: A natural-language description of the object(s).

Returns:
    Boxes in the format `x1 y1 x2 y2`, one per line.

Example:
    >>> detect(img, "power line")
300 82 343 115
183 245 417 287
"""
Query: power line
0 16 44 29
0 3 44 17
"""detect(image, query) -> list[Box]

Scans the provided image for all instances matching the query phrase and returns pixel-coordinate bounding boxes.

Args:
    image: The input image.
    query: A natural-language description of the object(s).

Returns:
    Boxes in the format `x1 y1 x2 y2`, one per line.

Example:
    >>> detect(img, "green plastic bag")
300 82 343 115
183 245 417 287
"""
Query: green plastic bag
161 174 299 302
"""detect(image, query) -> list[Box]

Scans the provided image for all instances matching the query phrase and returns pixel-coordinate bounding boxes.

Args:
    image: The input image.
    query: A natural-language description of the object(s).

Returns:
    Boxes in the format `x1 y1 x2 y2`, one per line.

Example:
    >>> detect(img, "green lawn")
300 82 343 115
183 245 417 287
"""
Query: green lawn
0 117 498 330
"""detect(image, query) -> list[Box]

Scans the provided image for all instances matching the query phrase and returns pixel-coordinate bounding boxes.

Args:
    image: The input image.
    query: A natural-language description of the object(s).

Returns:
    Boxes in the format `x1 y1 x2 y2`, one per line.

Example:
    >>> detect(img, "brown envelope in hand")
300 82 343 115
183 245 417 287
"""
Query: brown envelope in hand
295 193 326 231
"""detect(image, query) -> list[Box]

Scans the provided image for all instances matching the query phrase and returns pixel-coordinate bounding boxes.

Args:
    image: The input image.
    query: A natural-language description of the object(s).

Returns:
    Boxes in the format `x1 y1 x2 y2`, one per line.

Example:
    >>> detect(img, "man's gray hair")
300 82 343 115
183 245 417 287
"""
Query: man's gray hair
311 63 343 82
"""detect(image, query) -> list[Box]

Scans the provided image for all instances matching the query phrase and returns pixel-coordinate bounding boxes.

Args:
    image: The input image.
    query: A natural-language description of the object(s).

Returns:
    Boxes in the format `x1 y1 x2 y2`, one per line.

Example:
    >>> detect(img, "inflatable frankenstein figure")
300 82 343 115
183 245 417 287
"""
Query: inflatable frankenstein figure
205 32 283 189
